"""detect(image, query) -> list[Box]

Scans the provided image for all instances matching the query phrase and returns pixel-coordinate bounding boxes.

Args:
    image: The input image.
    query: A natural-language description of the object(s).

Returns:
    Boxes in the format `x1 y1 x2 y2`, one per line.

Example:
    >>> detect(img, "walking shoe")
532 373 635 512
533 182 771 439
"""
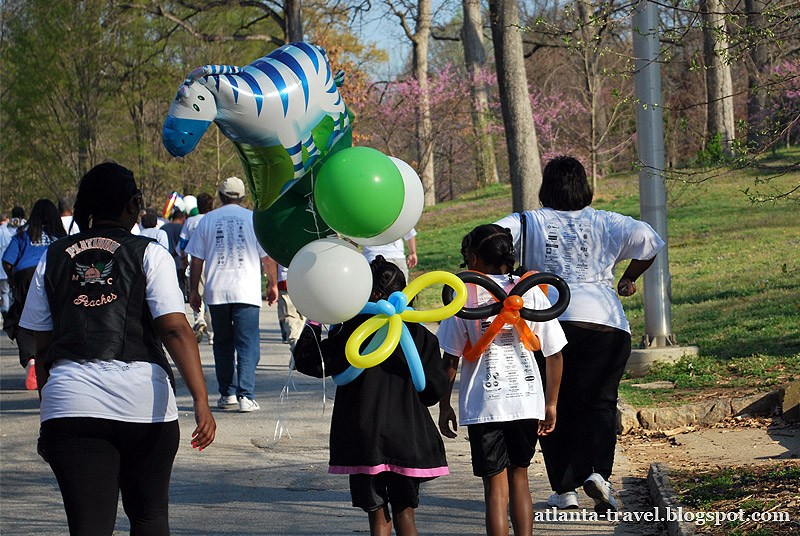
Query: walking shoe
193 323 207 344
238 397 260 412
583 473 619 514
547 491 579 509
25 359 37 390
217 394 237 408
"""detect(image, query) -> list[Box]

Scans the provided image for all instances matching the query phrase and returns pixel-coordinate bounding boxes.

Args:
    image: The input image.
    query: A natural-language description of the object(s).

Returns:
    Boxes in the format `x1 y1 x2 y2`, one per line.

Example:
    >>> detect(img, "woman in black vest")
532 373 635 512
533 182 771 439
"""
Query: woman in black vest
19 162 216 536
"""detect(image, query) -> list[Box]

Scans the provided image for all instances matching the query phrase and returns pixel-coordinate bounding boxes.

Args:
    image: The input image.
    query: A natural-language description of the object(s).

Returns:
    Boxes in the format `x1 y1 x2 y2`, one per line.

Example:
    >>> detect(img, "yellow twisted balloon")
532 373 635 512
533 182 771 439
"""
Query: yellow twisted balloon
345 271 467 371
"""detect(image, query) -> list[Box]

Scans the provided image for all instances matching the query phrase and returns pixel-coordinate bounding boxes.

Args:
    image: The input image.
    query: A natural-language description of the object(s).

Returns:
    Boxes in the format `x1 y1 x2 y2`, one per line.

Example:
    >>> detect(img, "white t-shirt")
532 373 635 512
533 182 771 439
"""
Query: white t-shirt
184 204 267 307
0 225 11 281
61 215 79 235
495 207 665 333
20 242 185 424
140 227 170 250
177 214 204 257
361 228 417 261
436 273 567 426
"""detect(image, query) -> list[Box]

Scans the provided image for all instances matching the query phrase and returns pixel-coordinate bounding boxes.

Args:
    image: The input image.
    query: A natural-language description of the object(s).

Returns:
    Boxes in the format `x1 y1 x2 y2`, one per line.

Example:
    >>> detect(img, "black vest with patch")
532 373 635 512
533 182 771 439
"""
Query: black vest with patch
42 227 174 385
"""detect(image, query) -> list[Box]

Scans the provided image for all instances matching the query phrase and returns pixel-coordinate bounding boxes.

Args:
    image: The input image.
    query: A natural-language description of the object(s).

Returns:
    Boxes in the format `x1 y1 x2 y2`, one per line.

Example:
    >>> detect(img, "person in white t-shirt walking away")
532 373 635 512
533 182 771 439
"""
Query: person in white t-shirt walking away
185 177 278 413
178 193 214 344
494 155 665 514
360 228 418 283
139 209 170 250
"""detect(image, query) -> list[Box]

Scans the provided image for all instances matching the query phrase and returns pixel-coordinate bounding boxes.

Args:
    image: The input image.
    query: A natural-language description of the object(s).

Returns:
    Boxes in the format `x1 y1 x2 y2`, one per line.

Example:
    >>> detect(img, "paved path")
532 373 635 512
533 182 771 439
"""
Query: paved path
0 306 658 535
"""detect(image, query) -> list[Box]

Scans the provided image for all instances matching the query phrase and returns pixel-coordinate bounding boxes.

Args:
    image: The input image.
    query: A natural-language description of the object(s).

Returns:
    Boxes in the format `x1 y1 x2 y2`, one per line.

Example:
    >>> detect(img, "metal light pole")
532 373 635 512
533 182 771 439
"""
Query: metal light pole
629 0 698 371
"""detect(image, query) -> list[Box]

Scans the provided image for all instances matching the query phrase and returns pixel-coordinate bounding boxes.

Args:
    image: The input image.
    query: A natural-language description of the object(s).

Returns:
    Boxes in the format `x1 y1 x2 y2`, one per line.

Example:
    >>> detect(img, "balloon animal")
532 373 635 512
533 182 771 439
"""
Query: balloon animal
162 42 351 208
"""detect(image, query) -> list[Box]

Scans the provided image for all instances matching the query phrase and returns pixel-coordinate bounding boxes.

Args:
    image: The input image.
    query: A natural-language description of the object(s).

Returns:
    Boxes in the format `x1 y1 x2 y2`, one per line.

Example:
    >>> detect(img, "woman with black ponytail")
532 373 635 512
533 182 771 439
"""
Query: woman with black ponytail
2 199 66 389
19 162 215 535
293 256 450 536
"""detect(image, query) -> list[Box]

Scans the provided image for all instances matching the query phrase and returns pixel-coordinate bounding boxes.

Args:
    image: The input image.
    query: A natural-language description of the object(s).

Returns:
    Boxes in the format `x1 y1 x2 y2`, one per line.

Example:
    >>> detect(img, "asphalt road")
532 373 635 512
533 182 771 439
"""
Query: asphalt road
0 305 657 535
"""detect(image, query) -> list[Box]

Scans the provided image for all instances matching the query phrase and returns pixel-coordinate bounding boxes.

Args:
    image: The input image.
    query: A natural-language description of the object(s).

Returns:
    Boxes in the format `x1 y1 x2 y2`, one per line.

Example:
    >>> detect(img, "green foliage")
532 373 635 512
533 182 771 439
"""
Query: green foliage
694 133 730 168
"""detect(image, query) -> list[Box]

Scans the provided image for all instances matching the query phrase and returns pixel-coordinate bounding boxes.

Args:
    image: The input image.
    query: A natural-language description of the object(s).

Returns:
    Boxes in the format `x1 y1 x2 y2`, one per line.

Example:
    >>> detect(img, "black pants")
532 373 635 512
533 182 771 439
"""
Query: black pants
536 323 630 494
39 417 180 536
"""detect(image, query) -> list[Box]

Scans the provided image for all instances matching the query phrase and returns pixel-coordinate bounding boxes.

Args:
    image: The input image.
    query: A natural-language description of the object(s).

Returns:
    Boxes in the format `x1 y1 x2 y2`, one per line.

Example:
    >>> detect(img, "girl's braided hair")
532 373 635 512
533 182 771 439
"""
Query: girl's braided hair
369 255 407 301
461 224 516 273
73 162 137 232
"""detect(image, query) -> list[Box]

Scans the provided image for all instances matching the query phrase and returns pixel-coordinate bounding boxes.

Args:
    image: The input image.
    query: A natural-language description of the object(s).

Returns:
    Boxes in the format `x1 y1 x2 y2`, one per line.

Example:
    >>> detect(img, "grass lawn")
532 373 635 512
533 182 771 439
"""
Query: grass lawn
410 148 800 407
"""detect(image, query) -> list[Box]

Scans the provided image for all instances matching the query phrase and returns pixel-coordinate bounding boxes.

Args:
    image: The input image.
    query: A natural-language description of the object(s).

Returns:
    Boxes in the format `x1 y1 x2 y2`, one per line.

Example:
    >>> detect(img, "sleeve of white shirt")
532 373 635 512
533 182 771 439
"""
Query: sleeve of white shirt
183 219 205 260
19 256 52 331
143 243 186 318
436 316 468 357
606 212 665 262
403 227 418 241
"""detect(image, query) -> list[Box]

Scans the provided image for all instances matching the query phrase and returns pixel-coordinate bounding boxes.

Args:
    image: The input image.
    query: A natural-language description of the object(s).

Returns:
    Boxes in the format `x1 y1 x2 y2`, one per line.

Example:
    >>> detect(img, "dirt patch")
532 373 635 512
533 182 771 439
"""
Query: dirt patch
619 418 800 534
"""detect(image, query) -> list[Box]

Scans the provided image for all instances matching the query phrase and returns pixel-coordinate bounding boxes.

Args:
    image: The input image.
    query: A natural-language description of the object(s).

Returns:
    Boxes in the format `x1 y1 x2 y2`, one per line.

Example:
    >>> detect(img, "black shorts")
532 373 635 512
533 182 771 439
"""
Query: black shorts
349 472 420 515
467 419 539 477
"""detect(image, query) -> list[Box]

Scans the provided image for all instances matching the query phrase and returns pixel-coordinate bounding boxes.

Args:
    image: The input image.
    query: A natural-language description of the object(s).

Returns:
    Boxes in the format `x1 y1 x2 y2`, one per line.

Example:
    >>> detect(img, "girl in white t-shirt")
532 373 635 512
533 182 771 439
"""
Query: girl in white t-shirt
437 224 565 536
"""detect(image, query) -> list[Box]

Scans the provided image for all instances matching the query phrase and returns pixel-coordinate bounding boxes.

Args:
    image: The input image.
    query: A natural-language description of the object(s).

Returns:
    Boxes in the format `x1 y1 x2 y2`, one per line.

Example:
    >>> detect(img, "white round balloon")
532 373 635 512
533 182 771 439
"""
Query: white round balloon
350 157 424 246
287 238 373 324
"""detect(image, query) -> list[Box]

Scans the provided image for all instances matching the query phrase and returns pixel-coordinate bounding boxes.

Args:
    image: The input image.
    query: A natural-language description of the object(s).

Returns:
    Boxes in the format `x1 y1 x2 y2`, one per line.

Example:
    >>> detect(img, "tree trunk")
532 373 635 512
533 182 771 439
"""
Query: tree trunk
413 0 435 206
284 0 303 43
461 0 499 187
745 0 768 150
701 0 735 156
489 0 541 212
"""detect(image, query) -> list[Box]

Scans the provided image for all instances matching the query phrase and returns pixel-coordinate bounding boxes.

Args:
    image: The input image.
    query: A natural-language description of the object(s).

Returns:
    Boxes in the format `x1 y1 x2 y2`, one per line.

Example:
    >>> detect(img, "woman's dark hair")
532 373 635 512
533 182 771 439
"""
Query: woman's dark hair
73 162 138 231
461 224 515 272
11 206 25 219
22 199 65 242
539 155 593 211
197 193 214 214
370 256 406 301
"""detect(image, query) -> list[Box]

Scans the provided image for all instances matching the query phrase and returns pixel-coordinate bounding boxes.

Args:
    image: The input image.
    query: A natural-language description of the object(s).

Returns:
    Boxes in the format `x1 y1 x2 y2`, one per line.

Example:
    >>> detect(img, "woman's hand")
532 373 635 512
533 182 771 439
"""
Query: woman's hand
538 403 557 436
438 403 458 438
191 400 216 451
617 276 636 296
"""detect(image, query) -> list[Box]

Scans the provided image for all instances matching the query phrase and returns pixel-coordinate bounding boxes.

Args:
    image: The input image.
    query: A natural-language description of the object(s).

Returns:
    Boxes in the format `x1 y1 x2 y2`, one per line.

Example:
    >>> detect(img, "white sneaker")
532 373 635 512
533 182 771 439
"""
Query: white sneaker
216 394 237 408
238 397 260 412
583 473 619 514
547 491 579 509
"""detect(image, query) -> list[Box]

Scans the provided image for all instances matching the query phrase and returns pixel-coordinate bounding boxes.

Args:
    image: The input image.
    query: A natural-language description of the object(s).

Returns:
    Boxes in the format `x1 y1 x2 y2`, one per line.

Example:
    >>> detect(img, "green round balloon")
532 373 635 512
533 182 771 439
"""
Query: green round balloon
313 147 404 238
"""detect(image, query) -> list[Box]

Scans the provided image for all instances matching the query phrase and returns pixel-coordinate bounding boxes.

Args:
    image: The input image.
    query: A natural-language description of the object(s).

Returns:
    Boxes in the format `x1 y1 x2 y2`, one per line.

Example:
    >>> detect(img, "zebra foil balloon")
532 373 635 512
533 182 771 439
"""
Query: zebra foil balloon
162 42 353 211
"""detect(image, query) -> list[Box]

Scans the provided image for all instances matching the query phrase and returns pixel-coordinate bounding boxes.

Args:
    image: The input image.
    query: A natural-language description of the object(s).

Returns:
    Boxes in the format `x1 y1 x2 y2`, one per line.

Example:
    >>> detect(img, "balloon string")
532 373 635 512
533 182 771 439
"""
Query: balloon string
304 169 324 238
274 352 298 442
309 322 332 417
